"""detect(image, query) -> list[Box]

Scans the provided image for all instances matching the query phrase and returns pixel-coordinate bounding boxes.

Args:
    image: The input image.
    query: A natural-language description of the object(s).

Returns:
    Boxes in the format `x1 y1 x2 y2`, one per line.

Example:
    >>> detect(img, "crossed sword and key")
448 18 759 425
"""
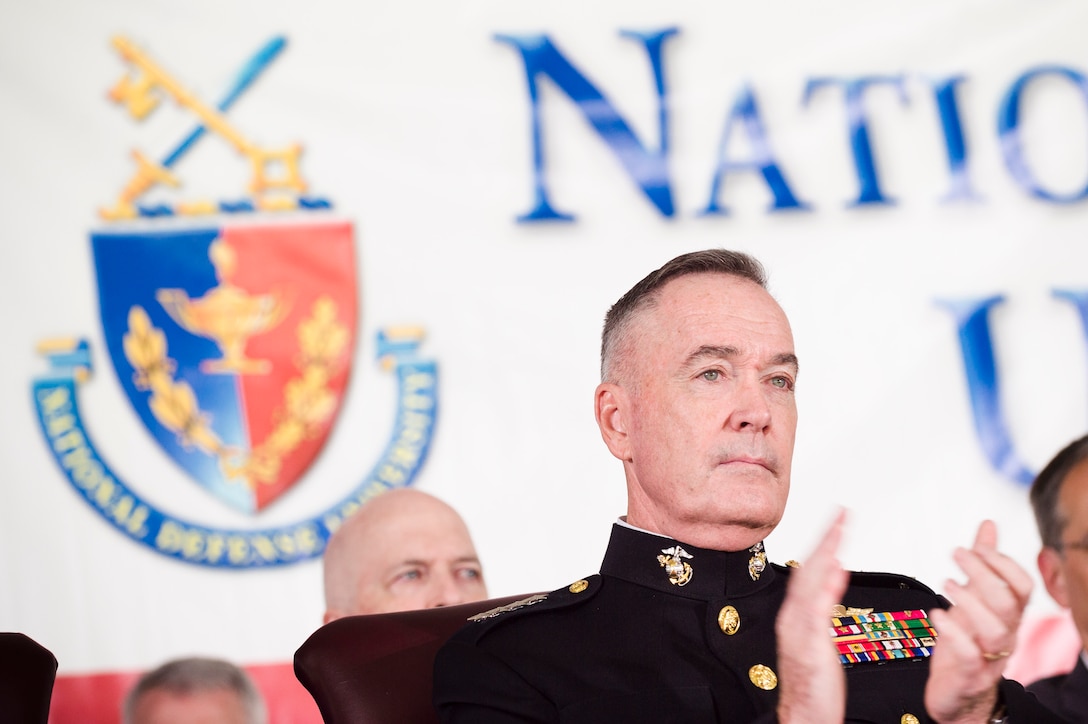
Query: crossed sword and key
102 35 307 220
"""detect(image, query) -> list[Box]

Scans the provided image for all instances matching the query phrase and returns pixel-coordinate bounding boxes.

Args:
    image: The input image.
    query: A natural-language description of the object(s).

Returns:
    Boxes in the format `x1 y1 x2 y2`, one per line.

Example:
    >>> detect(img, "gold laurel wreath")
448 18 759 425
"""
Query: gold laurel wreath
123 296 348 490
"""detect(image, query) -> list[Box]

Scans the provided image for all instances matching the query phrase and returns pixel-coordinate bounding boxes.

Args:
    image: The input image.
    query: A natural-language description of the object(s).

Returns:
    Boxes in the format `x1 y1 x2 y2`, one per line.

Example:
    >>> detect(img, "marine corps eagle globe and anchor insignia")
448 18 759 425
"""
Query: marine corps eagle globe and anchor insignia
657 545 693 586
30 35 439 568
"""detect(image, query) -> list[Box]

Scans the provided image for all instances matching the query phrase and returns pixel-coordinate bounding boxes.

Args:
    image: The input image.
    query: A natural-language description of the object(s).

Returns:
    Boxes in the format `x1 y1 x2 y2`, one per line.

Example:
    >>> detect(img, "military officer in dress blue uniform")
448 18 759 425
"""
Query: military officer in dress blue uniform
434 249 1065 723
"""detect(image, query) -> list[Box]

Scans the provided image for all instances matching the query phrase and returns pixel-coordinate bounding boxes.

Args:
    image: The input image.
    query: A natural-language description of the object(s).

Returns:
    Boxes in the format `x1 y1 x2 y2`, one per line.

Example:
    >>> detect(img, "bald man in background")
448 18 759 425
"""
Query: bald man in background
322 488 489 621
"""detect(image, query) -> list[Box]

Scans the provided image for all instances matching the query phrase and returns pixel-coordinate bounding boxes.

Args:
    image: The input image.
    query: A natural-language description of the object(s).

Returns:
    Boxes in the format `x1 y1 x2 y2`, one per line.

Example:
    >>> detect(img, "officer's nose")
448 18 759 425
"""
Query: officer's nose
728 377 772 432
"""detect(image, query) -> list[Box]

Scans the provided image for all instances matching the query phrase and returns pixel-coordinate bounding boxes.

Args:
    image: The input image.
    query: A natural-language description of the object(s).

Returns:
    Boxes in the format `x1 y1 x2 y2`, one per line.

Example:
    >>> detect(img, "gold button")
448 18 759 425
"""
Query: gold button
568 579 589 594
748 664 777 691
718 605 740 635
901 715 920 724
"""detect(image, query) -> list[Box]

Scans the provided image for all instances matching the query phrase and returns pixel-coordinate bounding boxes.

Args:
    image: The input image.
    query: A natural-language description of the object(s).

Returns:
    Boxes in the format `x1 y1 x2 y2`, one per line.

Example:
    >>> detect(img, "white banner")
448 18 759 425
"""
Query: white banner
2 0 1085 719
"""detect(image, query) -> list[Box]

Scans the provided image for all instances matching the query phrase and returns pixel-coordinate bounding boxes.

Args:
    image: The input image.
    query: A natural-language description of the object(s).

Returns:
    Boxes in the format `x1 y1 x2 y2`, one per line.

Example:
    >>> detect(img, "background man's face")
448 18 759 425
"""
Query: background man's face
1043 458 1088 647
348 502 487 614
615 273 798 549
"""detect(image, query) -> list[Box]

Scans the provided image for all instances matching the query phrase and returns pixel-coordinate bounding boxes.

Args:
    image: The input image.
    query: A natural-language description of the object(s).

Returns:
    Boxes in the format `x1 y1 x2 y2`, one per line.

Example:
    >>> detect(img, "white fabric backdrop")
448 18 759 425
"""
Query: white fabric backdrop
2 0 1086 676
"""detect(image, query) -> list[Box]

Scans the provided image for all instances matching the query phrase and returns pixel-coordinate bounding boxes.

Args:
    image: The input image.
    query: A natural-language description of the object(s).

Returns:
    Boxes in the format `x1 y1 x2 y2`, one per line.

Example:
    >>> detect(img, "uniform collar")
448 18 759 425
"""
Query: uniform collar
599 522 776 600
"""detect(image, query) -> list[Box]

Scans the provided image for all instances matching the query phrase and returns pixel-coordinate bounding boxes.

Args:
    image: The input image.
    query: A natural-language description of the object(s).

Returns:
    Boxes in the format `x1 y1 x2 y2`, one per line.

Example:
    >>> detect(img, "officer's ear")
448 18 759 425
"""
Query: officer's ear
595 382 632 462
1037 546 1071 609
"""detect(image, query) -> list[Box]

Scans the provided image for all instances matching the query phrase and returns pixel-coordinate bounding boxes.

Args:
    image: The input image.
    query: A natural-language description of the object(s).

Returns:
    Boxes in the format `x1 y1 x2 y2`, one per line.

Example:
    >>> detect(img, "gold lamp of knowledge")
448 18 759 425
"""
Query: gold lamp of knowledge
156 239 289 376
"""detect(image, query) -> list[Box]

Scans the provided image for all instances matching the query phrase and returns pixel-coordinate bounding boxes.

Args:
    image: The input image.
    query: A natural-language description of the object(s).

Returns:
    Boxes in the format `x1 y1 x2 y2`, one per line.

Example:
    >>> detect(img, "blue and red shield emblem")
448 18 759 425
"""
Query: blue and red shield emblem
30 34 440 568
92 221 356 514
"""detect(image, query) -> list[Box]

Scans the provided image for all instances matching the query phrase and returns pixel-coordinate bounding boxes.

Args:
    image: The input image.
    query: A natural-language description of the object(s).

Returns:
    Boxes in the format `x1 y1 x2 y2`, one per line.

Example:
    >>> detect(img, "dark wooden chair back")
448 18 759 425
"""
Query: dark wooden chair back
294 594 534 724
0 632 58 724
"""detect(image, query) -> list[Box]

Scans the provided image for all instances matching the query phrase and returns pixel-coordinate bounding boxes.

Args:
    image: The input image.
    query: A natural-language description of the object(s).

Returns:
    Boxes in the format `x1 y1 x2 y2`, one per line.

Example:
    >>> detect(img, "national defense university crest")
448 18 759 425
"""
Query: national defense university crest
30 35 438 568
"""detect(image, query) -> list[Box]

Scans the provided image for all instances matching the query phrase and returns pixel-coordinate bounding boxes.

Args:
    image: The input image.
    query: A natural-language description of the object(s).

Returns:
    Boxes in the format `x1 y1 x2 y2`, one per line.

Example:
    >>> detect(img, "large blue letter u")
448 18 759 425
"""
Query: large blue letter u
938 291 1088 485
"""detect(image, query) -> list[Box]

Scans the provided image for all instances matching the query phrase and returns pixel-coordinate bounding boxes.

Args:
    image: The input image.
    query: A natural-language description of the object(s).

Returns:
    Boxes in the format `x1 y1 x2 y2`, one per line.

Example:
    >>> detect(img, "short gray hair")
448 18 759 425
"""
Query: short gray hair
123 657 267 724
600 249 768 382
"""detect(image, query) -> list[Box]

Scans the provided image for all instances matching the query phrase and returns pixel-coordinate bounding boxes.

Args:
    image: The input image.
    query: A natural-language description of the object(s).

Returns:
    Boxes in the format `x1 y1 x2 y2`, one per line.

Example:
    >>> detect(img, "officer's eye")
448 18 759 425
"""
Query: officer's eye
701 370 720 381
770 376 793 390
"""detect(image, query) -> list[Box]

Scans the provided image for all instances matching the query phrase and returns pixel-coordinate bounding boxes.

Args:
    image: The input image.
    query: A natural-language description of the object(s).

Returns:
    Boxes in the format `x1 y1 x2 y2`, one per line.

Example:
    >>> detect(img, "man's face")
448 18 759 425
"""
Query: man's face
348 501 487 615
1040 458 1088 648
599 273 798 550
130 688 249 724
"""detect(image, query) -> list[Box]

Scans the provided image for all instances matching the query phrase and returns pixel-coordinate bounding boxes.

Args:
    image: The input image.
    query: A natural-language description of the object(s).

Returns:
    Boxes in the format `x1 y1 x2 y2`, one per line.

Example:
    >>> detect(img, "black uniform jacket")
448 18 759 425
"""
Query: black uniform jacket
1028 655 1087 722
434 524 1064 723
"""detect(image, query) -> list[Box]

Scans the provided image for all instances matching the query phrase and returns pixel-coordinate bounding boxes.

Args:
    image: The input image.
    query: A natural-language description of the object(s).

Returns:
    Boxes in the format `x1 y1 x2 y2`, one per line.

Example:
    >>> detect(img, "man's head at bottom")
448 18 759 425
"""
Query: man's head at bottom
123 657 265 724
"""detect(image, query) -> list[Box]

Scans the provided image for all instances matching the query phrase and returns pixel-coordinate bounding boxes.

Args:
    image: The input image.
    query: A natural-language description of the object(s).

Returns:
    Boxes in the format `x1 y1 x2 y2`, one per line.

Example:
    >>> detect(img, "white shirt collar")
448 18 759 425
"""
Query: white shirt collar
616 515 673 540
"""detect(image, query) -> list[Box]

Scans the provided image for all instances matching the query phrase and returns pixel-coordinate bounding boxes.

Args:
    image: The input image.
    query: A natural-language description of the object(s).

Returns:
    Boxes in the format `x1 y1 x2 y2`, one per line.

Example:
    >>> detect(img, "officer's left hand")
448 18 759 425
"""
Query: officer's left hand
775 509 850 724
924 520 1032 724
